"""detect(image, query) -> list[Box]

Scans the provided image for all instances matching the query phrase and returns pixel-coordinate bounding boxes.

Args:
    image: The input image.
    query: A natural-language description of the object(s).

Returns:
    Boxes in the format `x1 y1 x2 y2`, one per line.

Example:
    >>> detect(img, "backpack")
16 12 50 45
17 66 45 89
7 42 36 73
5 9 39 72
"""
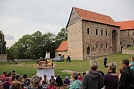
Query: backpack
129 69 134 87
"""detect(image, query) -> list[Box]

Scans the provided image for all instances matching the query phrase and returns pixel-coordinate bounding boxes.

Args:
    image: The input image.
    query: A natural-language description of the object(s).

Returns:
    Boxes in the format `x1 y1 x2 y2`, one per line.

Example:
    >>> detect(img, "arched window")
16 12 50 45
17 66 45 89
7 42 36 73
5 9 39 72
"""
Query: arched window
106 31 108 36
101 30 103 35
87 46 90 54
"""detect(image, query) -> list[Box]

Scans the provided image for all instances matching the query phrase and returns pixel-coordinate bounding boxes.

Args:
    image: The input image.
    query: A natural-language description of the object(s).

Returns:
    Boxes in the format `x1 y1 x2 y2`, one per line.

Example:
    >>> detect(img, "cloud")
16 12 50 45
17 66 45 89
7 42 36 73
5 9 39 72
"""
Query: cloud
0 0 134 47
4 34 15 47
5 34 15 40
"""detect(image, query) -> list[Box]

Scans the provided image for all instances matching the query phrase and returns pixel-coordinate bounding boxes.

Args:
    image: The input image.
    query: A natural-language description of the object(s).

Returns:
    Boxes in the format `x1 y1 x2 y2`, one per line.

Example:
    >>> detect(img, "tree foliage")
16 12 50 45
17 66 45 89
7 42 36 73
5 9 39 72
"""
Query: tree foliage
0 31 6 54
6 28 67 59
55 28 67 47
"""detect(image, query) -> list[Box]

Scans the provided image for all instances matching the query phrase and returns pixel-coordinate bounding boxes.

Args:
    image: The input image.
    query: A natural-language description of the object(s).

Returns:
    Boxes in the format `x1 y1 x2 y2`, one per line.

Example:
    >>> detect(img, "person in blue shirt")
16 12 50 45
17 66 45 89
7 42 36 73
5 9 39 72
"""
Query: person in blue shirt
129 57 134 70
69 73 82 89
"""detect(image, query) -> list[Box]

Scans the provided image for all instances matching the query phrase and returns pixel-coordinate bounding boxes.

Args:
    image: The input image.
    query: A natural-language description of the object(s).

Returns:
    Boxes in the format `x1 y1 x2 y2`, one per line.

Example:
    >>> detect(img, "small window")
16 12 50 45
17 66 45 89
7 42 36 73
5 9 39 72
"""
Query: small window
87 28 89 34
106 31 108 36
106 45 107 48
96 29 98 35
96 45 98 48
101 44 103 48
101 30 103 35
87 46 90 54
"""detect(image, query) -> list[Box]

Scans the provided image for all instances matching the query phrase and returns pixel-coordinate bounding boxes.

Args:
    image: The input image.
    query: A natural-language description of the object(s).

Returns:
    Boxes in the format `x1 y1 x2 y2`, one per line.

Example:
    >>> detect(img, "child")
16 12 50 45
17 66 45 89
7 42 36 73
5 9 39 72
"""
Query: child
42 80 48 89
47 80 56 89
78 73 82 81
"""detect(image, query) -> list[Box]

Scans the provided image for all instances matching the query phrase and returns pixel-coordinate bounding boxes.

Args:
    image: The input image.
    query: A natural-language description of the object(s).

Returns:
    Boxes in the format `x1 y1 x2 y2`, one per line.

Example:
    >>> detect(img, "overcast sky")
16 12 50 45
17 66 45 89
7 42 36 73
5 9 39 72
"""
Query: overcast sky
0 0 134 47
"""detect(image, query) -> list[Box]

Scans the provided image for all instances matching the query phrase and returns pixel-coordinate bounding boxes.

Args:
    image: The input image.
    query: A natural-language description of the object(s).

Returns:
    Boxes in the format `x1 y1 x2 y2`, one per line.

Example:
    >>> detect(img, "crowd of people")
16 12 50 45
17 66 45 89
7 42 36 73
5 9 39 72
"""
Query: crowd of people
0 57 134 89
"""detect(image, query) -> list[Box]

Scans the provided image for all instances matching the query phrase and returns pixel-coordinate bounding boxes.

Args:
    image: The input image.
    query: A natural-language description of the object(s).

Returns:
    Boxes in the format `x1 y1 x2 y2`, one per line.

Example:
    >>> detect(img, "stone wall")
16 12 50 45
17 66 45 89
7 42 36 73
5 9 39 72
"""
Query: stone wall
82 21 120 59
120 30 134 46
14 59 38 62
67 20 120 60
122 48 134 54
0 54 7 62
55 51 68 58
67 21 83 60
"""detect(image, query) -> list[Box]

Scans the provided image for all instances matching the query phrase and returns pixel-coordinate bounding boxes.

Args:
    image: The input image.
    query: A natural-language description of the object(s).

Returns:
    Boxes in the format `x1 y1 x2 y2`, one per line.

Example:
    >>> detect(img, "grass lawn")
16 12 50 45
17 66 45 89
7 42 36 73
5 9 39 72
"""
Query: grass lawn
125 46 134 50
0 53 134 79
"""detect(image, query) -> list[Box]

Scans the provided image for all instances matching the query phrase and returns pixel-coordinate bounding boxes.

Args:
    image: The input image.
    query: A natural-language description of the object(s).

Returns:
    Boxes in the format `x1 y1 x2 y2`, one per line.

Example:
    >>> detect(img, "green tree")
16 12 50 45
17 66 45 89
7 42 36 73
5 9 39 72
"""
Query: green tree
7 27 67 59
0 31 6 54
42 32 56 58
55 28 67 48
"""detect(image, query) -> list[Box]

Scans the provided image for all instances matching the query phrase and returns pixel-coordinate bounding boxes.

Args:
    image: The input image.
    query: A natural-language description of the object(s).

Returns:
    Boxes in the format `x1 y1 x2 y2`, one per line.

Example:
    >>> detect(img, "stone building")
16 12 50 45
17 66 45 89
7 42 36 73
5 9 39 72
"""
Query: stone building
117 20 134 48
66 7 121 60
55 40 68 58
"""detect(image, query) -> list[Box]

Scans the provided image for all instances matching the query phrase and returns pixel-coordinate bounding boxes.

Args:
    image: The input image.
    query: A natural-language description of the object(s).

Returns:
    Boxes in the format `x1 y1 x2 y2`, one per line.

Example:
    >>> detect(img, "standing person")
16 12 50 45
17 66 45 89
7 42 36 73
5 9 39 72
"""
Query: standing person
69 73 82 89
118 59 133 89
56 74 63 88
104 62 119 89
129 57 134 70
67 55 71 62
45 51 50 60
104 56 108 68
82 60 104 89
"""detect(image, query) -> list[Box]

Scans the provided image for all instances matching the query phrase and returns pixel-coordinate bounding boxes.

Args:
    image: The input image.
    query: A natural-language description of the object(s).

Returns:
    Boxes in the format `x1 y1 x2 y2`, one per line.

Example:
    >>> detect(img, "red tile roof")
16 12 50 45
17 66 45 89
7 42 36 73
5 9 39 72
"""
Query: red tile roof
116 20 134 30
73 7 118 26
55 40 68 52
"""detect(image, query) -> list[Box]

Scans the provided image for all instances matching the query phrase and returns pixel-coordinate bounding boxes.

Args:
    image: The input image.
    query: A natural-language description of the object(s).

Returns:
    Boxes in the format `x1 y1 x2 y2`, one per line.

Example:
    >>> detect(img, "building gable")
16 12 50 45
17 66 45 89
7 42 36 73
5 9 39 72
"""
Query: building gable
66 8 82 27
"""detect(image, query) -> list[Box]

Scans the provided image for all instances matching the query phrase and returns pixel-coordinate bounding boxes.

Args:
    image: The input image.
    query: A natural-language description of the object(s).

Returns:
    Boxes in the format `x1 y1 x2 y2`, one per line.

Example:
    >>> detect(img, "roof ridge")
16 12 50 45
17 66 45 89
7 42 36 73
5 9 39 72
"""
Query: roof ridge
116 20 134 23
116 20 134 30
73 7 111 18
73 7 117 26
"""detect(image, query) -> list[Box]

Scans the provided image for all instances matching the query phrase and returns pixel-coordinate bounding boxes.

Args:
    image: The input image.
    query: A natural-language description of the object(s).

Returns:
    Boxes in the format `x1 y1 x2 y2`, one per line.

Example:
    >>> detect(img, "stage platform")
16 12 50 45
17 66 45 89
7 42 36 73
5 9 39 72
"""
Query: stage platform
36 67 55 80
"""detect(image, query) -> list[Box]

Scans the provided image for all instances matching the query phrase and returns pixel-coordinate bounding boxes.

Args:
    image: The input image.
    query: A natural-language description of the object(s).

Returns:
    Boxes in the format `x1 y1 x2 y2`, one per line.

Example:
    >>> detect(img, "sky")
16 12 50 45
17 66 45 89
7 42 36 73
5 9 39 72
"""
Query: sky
0 0 134 47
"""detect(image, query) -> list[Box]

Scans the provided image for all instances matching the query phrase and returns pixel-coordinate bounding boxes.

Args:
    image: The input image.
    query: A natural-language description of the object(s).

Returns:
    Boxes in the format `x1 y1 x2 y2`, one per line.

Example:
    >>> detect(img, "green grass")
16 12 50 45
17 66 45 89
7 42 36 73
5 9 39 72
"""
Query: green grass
126 46 134 50
0 53 134 79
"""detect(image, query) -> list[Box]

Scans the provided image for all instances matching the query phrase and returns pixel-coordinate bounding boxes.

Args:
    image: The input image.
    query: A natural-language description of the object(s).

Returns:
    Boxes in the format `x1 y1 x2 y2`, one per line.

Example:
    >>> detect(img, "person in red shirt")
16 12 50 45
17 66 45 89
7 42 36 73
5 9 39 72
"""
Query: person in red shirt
47 80 56 89
78 73 82 81
1 72 6 82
